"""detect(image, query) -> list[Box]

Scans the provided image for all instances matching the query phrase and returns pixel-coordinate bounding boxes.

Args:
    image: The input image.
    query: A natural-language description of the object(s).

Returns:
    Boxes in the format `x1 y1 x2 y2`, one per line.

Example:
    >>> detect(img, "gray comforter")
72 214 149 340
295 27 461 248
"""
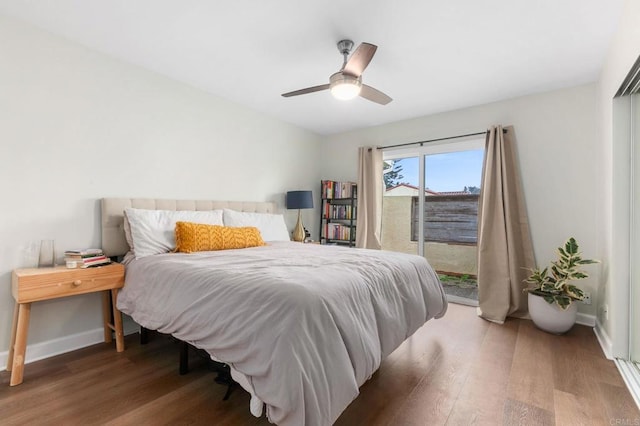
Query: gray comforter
118 242 447 425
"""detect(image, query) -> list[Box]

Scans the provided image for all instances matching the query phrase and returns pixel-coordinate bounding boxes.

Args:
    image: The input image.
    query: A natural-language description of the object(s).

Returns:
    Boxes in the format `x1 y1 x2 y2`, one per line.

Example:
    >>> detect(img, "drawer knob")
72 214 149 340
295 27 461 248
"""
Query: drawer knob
72 280 82 287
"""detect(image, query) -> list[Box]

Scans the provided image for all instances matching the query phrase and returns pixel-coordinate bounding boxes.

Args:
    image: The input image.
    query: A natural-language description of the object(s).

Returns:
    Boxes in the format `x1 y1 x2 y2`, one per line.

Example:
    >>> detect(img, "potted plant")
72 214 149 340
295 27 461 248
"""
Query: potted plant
524 237 598 334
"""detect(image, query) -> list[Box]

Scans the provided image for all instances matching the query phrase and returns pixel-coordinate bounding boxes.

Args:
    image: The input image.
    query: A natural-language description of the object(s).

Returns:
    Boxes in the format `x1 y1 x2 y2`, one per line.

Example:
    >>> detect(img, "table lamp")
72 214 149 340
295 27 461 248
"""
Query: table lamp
286 190 314 242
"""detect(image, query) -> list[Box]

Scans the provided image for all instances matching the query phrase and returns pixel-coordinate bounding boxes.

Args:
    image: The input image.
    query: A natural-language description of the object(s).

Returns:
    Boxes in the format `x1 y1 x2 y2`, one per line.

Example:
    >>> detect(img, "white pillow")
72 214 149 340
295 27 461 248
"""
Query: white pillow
223 209 290 242
124 208 224 259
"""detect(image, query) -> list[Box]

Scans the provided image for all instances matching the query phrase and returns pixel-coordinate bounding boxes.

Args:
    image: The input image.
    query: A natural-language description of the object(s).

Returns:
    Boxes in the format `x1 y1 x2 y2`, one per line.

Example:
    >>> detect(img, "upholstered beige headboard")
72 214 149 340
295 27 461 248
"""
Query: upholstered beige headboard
101 198 278 257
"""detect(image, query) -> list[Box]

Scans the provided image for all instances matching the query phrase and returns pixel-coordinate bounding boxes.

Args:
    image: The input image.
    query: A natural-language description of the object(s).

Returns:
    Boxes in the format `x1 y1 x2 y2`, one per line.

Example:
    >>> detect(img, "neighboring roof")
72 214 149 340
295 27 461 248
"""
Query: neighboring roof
435 191 475 196
385 184 480 197
385 184 439 196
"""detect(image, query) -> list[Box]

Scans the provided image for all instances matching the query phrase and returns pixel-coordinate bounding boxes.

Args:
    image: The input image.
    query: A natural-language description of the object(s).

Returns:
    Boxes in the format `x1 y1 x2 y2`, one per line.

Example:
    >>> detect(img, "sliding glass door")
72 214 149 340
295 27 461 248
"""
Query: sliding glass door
611 55 640 406
382 138 484 305
632 92 640 364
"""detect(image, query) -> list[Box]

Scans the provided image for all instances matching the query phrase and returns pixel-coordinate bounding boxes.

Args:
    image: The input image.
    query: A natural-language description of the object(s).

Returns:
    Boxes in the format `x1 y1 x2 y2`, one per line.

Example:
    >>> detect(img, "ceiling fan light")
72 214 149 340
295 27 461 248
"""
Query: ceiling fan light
331 82 362 100
329 72 362 101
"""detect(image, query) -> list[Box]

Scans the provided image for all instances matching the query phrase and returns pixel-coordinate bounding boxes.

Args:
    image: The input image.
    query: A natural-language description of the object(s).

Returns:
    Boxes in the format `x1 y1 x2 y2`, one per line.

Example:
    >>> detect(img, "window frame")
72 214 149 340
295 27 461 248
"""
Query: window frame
383 137 485 257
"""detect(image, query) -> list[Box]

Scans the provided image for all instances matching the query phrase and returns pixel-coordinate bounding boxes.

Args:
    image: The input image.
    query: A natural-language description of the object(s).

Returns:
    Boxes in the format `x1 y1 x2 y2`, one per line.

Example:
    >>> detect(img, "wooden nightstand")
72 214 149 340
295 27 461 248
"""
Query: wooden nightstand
7 263 125 386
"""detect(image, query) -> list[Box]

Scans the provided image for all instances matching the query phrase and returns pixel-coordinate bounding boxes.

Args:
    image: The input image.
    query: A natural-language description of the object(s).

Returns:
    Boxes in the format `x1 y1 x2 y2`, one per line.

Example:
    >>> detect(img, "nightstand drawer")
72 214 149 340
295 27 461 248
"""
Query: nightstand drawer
12 263 125 303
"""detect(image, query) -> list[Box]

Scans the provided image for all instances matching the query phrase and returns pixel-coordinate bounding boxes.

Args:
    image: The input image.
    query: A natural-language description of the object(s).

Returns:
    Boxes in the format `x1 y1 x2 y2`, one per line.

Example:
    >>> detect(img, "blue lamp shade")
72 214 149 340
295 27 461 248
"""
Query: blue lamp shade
286 190 314 210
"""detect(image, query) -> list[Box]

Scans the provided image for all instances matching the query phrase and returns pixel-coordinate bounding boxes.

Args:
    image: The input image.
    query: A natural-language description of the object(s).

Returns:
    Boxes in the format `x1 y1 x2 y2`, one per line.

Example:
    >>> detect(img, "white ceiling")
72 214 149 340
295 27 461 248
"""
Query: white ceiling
0 0 623 135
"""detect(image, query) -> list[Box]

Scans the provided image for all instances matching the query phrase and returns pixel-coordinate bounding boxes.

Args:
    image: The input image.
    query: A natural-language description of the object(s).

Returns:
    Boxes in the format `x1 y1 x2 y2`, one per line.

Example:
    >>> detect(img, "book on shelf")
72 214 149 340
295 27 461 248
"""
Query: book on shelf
323 223 354 241
64 255 111 268
321 180 356 199
323 203 356 220
81 258 111 268
64 253 105 260
64 248 103 256
64 248 110 268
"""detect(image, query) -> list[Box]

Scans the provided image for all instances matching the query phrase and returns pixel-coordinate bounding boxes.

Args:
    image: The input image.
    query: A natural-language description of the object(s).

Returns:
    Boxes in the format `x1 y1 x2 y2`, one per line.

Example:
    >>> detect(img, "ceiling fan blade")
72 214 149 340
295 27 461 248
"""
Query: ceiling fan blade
343 42 377 77
360 84 393 105
281 84 330 97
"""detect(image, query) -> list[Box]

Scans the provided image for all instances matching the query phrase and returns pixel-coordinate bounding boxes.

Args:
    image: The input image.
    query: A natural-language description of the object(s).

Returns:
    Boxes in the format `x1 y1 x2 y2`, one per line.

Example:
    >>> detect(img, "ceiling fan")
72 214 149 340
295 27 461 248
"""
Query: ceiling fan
281 39 392 105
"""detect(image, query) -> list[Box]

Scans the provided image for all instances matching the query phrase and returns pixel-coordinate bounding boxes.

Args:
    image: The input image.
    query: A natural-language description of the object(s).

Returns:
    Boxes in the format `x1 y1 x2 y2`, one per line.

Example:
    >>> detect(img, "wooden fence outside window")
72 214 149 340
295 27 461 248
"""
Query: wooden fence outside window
411 194 479 245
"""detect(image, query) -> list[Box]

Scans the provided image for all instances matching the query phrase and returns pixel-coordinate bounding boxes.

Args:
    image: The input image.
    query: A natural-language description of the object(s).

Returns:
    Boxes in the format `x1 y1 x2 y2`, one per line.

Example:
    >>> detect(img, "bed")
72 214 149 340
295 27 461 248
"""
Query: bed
101 198 448 426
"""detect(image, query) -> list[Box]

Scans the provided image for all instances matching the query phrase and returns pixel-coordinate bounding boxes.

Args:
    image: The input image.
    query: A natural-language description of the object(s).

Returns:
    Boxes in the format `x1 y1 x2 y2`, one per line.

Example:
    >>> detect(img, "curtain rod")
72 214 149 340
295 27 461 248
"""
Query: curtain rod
372 128 506 151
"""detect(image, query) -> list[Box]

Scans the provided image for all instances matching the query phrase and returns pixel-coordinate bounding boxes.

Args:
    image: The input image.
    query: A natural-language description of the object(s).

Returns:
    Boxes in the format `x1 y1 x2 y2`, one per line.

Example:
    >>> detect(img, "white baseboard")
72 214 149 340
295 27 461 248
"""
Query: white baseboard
594 318 614 360
0 320 140 372
576 312 596 327
0 328 104 372
615 359 640 411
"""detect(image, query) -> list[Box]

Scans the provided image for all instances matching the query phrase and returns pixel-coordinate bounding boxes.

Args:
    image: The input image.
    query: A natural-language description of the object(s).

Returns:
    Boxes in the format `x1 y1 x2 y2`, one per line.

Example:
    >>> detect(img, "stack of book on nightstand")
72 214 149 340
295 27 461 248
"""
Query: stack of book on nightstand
64 248 111 268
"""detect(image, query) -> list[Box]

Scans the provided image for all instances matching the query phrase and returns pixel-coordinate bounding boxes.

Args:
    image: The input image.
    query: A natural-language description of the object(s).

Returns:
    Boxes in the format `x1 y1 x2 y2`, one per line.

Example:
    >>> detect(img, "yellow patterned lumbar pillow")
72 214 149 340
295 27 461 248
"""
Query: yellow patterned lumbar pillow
175 222 265 253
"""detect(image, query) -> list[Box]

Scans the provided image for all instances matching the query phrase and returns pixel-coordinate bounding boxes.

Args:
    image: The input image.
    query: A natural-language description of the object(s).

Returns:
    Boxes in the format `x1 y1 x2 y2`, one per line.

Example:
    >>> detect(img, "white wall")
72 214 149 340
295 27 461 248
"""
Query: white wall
321 84 601 317
0 15 322 361
5 1 639 367
596 0 640 357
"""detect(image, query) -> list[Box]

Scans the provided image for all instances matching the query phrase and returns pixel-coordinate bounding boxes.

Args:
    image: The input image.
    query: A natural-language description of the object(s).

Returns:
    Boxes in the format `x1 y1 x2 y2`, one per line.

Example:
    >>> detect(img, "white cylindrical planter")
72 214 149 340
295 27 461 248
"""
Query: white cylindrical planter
528 292 578 334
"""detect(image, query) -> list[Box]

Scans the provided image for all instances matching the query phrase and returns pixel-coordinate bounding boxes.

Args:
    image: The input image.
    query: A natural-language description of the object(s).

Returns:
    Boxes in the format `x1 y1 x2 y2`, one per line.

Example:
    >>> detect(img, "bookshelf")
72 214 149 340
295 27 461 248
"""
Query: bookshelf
320 180 357 247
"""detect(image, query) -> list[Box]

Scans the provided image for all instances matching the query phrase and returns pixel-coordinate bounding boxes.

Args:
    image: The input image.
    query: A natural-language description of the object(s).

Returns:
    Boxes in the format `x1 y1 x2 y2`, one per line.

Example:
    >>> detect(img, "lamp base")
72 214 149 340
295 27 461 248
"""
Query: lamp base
292 210 305 242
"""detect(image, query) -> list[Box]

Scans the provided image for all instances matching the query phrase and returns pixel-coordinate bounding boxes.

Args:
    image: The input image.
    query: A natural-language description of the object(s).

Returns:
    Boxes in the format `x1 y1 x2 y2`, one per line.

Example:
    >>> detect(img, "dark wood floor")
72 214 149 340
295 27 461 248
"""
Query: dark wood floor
1 304 638 425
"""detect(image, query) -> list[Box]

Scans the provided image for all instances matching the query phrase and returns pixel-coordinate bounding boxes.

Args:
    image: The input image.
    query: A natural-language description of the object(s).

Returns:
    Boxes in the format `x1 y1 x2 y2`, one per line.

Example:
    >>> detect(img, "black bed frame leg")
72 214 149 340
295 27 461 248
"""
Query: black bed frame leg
174 340 235 400
214 364 235 400
140 327 149 345
222 383 234 401
179 341 189 375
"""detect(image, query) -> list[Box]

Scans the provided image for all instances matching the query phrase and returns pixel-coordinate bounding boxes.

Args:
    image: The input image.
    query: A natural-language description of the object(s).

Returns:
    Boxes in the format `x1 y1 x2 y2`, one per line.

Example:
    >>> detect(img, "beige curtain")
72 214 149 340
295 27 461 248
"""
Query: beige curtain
356 147 383 249
477 126 535 323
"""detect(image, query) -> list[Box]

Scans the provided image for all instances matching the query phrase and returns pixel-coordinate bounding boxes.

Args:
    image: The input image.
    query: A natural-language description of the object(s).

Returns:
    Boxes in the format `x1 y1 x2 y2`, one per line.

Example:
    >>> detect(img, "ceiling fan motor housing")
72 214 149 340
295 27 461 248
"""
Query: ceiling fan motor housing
330 72 362 88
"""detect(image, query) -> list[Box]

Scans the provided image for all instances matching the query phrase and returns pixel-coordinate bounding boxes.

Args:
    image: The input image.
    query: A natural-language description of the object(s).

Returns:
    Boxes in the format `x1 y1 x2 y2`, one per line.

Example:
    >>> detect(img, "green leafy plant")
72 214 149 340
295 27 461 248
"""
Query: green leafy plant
524 237 598 310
